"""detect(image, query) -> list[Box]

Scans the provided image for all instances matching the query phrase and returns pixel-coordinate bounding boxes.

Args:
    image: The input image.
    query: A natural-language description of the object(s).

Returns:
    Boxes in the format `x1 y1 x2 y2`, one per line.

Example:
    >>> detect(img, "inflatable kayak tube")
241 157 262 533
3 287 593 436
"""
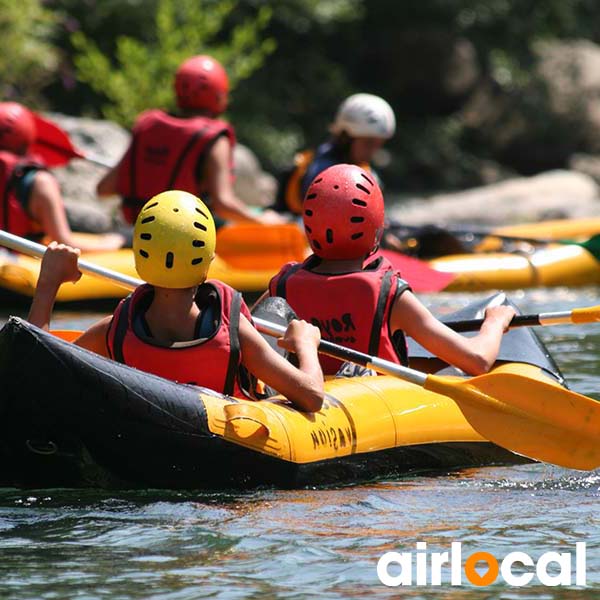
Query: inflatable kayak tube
0 295 565 490
431 243 600 291
0 248 277 303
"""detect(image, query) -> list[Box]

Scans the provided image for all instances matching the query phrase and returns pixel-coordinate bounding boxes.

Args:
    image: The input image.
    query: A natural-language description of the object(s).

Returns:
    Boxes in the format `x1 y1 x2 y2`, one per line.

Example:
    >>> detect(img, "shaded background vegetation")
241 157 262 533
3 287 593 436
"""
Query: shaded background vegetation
4 0 600 192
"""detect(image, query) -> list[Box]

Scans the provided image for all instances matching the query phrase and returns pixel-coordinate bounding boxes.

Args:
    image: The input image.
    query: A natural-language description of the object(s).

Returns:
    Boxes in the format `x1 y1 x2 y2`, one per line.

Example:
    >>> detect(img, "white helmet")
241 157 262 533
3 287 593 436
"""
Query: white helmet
330 93 396 139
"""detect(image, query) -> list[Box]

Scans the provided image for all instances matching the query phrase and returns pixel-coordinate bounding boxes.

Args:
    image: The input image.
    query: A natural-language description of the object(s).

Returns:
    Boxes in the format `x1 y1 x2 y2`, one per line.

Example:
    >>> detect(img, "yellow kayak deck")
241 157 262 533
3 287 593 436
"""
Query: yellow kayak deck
431 243 600 291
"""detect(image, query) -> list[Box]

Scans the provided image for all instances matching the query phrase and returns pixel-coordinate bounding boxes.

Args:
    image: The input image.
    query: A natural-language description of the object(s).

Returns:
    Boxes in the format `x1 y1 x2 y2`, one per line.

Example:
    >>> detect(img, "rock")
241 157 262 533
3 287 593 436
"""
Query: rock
570 153 600 186
460 39 600 173
233 144 277 207
45 113 128 230
536 40 600 153
391 170 600 226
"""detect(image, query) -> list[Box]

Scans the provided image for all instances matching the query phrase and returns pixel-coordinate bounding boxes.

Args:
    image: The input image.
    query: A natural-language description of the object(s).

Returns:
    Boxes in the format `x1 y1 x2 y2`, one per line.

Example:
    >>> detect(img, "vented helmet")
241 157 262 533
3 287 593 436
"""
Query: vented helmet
174 55 229 115
330 93 395 139
303 164 385 260
0 102 36 154
134 190 216 288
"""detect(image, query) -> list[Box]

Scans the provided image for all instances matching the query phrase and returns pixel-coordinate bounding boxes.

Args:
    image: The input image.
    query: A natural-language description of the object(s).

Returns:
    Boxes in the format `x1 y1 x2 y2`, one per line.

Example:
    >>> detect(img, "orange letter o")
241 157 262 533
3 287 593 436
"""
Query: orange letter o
465 552 499 586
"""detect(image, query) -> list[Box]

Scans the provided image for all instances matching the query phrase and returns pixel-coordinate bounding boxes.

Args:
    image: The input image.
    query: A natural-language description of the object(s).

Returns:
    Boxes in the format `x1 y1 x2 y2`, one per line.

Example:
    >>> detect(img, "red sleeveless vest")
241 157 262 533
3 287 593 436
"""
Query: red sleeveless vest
116 109 236 223
269 255 409 375
0 151 42 237
106 281 251 396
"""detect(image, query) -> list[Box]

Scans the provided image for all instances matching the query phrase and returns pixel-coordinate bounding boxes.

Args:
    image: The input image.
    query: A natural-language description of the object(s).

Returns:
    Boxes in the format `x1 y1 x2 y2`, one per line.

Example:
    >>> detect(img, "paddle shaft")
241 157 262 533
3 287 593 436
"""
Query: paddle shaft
447 305 600 332
0 230 141 291
253 317 427 385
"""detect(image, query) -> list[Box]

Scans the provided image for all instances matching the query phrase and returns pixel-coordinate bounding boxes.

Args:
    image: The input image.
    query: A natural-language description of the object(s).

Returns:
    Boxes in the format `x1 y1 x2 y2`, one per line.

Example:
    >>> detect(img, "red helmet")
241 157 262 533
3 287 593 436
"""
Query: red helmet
303 164 385 260
0 102 36 154
174 55 229 115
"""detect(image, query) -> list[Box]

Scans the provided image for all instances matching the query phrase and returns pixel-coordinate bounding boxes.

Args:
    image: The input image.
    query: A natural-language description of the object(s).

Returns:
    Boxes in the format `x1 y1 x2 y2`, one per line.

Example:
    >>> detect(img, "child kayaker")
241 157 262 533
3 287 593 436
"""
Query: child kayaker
274 93 396 215
262 163 516 376
0 102 125 252
27 190 324 412
97 55 284 227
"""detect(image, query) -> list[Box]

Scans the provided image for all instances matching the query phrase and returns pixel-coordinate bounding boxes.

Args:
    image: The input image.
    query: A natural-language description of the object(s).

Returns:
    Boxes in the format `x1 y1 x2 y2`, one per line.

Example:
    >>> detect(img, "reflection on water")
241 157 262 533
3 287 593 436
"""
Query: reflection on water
1 287 599 598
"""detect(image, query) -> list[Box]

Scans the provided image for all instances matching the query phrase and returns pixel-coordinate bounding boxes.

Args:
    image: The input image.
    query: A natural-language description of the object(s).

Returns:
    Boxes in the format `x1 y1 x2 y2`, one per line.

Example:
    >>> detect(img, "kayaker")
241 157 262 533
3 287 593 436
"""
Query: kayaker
0 102 125 252
27 190 324 412
273 93 395 215
96 55 285 228
262 163 516 376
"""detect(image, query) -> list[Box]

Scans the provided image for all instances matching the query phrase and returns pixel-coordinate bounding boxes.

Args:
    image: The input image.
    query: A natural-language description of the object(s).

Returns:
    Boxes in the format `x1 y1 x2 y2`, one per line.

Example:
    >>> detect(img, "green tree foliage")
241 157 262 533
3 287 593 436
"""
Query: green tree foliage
34 0 600 189
71 0 275 126
0 0 58 106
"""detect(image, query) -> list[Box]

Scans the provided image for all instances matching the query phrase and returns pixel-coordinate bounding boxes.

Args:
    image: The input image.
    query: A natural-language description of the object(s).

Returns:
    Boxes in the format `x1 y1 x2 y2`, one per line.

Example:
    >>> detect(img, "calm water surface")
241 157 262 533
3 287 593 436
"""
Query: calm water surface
1 287 599 599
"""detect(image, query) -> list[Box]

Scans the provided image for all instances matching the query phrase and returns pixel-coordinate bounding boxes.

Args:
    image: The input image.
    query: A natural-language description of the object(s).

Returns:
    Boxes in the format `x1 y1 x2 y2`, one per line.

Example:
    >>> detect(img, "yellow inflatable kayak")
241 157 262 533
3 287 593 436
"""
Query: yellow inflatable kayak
0 295 564 489
430 243 600 291
0 248 278 302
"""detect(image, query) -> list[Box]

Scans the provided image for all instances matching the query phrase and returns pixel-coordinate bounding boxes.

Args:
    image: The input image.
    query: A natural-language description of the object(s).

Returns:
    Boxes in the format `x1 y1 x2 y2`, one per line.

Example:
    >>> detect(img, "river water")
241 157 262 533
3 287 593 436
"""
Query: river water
1 287 599 599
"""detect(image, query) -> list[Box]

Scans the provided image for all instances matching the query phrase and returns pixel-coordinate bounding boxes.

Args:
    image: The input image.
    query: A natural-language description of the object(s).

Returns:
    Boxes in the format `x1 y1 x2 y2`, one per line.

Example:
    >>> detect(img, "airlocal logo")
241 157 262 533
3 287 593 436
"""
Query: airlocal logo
377 542 586 587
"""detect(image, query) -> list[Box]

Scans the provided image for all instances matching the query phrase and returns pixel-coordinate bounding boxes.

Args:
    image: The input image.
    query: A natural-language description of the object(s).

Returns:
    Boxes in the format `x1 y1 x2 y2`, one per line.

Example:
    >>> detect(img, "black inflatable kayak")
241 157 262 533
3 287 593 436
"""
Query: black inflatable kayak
0 294 564 489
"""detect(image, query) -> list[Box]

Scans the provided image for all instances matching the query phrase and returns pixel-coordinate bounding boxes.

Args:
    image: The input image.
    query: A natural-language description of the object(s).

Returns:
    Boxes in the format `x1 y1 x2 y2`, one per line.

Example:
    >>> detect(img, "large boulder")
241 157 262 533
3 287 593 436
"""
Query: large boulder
392 170 600 226
233 144 277 207
461 39 600 174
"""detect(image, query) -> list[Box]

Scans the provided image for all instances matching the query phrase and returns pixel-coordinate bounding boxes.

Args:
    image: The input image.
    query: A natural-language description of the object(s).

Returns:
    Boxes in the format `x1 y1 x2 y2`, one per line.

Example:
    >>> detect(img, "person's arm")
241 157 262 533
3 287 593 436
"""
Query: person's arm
96 165 120 197
28 171 124 252
239 315 324 412
203 136 285 224
73 317 112 357
27 241 114 355
28 242 82 330
391 291 515 375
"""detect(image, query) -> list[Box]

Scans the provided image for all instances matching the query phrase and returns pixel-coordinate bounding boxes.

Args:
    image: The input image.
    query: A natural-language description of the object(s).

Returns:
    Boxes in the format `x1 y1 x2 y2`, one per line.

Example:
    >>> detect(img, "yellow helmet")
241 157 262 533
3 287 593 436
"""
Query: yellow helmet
133 190 216 288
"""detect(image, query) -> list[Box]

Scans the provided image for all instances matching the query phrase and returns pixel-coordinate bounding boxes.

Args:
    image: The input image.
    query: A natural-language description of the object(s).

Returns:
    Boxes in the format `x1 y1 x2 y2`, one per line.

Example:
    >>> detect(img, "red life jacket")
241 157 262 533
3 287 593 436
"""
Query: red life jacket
116 109 236 224
0 151 43 237
106 281 251 396
269 255 410 375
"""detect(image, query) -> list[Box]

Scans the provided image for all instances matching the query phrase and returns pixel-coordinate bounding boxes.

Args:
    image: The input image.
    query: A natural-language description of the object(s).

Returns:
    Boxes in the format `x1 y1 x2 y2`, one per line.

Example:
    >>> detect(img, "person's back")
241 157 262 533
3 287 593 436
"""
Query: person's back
266 163 516 377
98 55 284 226
269 165 408 374
114 108 235 225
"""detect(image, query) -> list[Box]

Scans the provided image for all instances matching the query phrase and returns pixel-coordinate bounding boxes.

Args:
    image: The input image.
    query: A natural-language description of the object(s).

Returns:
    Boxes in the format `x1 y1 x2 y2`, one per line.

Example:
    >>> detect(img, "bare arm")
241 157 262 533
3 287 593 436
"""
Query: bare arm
96 165 120 197
73 316 112 357
239 315 324 412
392 291 515 375
203 136 285 224
27 242 82 330
28 171 124 252
27 242 113 359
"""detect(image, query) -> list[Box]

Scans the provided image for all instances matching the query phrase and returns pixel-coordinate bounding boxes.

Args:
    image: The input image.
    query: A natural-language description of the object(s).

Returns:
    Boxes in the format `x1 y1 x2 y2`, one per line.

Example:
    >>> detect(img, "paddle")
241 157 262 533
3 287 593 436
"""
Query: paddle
446 305 600 332
2 229 599 471
256 318 600 471
30 112 114 169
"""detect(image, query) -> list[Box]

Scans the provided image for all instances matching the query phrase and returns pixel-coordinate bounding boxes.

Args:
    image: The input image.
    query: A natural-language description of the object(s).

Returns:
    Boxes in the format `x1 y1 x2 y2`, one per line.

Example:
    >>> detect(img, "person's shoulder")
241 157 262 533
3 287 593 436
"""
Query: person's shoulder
29 168 57 190
133 108 166 128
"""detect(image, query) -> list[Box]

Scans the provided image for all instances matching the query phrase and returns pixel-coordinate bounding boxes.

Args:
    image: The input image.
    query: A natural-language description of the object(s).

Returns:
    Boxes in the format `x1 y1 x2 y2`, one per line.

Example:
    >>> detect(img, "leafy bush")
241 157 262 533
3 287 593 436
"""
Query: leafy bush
0 0 58 105
71 0 275 126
